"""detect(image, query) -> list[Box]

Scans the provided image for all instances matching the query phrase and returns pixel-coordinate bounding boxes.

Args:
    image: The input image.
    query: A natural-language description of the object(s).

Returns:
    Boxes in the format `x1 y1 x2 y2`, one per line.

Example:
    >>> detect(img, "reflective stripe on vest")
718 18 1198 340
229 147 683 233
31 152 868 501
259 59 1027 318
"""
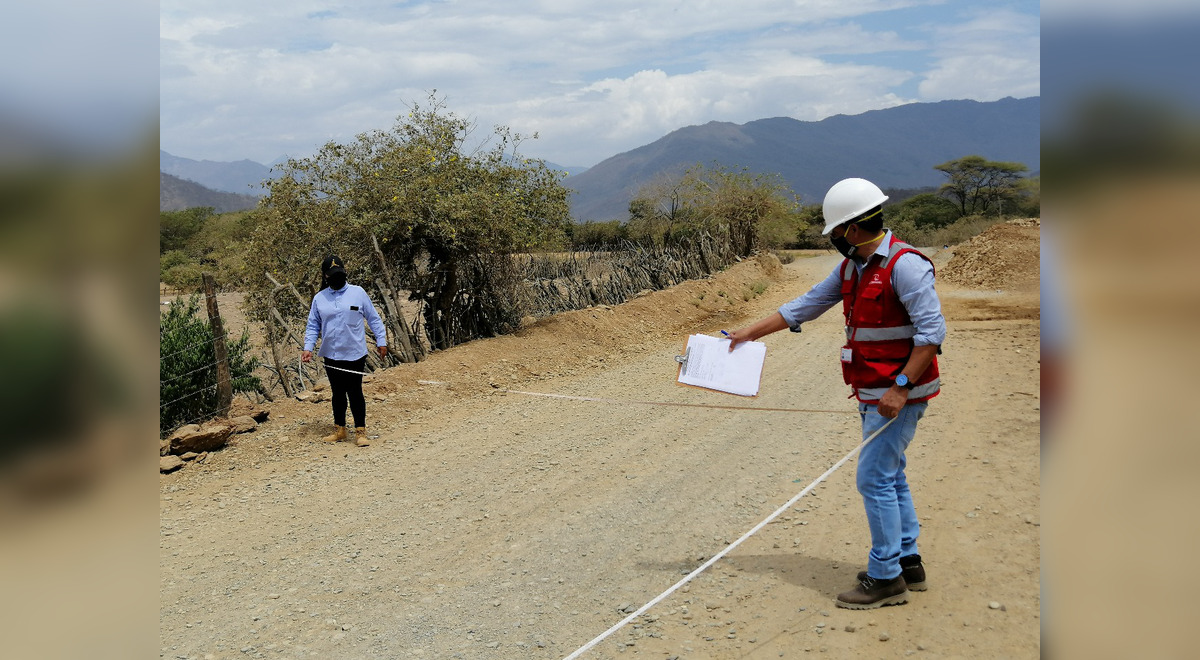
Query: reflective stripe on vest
855 377 941 402
845 324 917 342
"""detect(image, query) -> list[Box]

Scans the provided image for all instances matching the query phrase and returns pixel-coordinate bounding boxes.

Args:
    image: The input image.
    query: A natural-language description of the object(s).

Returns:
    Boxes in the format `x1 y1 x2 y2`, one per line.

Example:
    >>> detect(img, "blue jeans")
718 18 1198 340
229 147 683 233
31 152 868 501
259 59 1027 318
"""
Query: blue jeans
857 401 927 580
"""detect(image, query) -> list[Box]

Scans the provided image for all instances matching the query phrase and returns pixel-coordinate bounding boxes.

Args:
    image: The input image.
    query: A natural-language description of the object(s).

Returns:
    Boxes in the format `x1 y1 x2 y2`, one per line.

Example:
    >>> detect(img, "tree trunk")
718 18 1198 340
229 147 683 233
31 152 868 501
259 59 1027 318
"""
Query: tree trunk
202 273 232 418
266 314 294 398
427 256 458 351
370 234 424 362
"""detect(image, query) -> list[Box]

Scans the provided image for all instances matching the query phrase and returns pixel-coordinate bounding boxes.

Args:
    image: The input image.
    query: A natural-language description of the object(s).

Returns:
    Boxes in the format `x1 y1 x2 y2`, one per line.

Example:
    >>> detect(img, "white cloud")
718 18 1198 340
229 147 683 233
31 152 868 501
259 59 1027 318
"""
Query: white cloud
160 0 1038 166
916 8 1040 101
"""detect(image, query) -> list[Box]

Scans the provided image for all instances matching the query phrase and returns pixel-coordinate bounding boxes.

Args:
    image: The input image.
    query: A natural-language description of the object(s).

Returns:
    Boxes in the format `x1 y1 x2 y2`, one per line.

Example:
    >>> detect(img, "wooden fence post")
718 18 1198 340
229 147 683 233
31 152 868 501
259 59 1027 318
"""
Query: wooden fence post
202 272 233 418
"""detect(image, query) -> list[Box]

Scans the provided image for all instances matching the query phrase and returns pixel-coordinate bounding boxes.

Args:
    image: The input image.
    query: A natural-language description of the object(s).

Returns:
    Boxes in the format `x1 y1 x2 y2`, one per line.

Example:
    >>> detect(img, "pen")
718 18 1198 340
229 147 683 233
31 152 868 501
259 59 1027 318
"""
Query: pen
720 330 731 338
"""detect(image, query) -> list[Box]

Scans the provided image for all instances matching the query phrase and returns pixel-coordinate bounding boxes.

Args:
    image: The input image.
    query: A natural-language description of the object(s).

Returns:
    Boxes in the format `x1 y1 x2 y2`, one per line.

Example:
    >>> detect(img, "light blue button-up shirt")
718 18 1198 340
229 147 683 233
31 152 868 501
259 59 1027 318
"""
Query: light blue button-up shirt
304 284 388 360
777 231 947 347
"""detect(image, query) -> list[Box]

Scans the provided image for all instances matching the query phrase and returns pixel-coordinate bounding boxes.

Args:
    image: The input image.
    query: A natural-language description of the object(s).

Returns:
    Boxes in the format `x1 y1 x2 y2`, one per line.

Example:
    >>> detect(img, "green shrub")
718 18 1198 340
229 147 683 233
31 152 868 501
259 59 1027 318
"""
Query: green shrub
892 193 960 228
159 294 260 436
160 250 203 290
888 214 1007 248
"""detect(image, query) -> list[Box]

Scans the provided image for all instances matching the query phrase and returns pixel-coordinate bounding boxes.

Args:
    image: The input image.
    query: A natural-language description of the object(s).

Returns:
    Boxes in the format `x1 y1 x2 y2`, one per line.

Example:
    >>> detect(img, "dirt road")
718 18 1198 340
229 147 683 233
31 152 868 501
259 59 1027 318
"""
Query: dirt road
160 224 1040 659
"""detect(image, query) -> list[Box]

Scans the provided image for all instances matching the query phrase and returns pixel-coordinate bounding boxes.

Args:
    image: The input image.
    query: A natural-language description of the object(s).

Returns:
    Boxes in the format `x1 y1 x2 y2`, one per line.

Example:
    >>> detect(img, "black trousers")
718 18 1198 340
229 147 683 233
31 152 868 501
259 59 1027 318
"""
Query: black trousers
324 357 367 428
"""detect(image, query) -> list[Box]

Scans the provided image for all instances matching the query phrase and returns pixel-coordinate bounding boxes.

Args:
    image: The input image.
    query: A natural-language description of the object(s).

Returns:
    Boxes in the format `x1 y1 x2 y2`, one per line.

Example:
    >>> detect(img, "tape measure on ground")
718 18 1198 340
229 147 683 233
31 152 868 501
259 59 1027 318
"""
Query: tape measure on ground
560 416 896 660
497 388 855 415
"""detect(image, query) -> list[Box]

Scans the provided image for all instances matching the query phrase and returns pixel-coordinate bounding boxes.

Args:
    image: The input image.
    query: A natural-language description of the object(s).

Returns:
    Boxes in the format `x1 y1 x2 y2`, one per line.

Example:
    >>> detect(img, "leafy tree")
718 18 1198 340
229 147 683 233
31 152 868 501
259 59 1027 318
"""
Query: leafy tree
680 164 803 256
892 193 961 228
245 94 572 351
160 249 203 289
791 202 828 248
160 208 258 290
626 172 695 246
935 155 1029 216
626 164 803 255
1015 176 1040 217
568 220 628 249
160 207 215 253
160 295 260 435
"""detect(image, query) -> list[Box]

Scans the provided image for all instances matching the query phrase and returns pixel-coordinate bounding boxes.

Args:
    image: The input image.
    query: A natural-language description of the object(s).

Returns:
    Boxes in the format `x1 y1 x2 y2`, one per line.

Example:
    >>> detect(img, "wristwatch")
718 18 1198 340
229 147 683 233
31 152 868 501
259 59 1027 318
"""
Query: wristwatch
894 374 913 389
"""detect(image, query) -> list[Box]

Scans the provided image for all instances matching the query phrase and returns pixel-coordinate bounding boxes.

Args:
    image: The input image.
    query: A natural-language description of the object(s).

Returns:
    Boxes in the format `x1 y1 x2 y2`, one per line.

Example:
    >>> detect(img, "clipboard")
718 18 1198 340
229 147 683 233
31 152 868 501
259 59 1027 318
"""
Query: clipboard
675 333 766 397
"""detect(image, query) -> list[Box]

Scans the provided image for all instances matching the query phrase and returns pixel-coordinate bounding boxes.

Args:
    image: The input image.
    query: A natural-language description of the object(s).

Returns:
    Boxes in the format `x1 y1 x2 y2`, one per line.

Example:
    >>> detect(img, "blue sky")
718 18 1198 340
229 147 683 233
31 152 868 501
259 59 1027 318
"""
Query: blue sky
160 0 1041 168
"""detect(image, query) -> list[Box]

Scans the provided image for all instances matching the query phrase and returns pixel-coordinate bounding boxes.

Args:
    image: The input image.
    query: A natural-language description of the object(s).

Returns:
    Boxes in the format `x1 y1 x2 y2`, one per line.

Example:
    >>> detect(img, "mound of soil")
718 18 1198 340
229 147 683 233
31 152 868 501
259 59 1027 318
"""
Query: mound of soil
942 218 1040 291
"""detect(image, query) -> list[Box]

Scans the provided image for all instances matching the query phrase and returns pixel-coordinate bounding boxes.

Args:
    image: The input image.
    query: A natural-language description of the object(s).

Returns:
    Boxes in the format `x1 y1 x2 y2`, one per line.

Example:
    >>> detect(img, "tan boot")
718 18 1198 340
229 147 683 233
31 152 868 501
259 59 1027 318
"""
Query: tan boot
323 425 347 443
354 427 370 447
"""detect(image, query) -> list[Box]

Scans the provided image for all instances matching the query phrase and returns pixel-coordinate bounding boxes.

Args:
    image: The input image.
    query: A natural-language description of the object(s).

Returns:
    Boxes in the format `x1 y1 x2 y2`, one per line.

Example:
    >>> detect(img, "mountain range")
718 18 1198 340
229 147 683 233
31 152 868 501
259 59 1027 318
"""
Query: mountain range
567 96 1039 220
160 172 261 213
161 96 1039 218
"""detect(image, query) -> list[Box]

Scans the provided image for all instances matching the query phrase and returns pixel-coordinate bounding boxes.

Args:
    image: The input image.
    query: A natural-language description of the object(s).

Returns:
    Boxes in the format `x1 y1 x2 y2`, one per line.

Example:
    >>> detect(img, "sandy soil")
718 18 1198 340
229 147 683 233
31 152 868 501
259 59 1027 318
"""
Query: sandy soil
160 221 1040 659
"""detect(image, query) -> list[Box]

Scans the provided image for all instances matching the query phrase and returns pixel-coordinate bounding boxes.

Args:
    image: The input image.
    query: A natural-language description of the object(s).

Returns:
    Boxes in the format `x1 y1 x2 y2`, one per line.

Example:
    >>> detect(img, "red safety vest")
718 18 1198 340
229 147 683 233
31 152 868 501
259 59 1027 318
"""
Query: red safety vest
839 235 941 402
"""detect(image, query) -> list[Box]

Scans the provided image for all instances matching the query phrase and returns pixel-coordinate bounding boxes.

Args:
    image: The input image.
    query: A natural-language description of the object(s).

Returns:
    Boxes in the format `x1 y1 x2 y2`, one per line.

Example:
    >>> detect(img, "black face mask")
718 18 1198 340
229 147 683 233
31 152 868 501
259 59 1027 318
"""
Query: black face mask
328 273 347 290
830 233 856 259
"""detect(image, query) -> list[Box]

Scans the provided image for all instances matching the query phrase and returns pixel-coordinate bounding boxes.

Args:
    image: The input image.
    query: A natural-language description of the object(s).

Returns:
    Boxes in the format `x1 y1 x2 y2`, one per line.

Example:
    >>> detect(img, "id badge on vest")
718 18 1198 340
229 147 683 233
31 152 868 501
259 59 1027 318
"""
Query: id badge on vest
840 346 853 364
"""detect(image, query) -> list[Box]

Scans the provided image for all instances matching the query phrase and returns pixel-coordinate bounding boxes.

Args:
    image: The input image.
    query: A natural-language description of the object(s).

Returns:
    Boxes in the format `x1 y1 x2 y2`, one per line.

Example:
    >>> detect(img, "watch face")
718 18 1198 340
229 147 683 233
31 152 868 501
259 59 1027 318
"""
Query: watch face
896 374 909 387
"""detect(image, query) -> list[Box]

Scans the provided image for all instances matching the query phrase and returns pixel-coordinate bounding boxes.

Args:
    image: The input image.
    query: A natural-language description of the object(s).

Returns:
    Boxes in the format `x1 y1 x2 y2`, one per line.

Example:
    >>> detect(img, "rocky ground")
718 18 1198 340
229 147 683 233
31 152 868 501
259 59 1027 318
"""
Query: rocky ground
160 219 1041 659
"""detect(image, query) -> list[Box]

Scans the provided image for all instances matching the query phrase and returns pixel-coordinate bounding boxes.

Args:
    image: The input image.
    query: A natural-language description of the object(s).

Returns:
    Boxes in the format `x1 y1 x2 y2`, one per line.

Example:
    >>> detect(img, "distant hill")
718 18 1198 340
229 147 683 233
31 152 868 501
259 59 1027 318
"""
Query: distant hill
160 150 587 194
161 172 260 213
566 97 1040 220
160 150 274 195
546 162 590 177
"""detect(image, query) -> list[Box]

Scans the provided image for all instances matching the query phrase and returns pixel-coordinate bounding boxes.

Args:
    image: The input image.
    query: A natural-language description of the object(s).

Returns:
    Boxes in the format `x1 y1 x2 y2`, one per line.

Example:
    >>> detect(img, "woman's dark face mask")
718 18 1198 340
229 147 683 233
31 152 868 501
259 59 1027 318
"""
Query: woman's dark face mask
328 273 347 290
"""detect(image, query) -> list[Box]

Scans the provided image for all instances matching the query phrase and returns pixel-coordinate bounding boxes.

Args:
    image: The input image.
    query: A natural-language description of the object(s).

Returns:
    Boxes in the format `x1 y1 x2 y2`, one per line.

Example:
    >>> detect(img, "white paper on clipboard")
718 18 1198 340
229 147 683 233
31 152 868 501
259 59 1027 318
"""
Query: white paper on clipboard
676 333 766 397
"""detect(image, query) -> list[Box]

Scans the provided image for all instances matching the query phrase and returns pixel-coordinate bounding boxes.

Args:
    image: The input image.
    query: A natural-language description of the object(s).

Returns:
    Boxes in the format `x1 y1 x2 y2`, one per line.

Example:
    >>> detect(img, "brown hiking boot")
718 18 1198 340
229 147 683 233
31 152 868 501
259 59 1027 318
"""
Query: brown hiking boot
323 425 347 443
836 575 908 610
354 427 370 447
857 554 927 592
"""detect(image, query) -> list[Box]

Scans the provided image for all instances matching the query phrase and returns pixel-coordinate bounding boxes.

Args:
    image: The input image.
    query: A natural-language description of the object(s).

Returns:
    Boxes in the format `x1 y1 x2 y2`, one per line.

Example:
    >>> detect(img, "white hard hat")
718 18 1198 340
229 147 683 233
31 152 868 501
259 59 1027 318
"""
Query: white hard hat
821 178 889 235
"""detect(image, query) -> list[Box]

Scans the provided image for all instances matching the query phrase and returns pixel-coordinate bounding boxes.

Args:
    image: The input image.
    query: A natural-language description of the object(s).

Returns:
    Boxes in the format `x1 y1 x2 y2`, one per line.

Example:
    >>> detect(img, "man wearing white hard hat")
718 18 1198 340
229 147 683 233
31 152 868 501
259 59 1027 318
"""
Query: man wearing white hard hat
726 177 945 609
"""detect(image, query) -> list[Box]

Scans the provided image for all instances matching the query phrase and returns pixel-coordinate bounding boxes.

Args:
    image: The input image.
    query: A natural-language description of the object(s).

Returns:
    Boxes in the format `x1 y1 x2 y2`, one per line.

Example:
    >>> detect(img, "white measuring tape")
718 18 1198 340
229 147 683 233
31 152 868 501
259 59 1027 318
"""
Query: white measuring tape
497 389 855 415
561 416 896 660
321 363 372 376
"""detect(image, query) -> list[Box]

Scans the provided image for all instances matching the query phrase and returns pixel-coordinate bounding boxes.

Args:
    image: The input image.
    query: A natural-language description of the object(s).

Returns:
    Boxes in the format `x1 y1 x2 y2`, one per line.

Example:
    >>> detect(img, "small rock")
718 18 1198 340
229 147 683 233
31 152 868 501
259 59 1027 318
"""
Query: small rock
229 415 258 433
159 456 184 473
167 422 233 454
268 593 280 599
989 601 1002 610
844 624 857 633
879 632 890 641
